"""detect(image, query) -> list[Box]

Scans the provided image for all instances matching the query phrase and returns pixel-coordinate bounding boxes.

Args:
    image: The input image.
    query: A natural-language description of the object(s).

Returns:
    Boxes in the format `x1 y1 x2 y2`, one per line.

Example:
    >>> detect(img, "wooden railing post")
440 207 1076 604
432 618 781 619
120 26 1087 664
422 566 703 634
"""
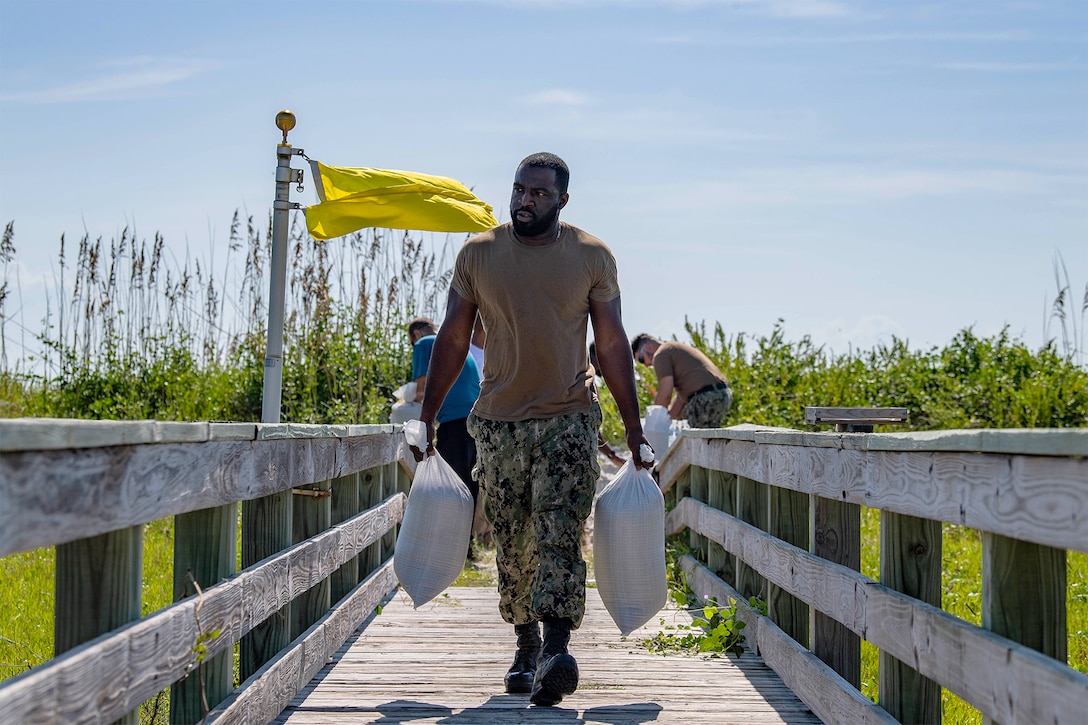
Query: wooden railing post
805 407 907 692
768 486 809 646
736 475 768 602
55 525 143 725
673 467 694 558
811 493 861 689
171 504 238 724
706 470 736 584
689 466 709 560
361 467 383 577
291 481 332 639
394 460 412 553
982 533 1067 725
879 512 941 724
330 472 361 604
240 491 292 680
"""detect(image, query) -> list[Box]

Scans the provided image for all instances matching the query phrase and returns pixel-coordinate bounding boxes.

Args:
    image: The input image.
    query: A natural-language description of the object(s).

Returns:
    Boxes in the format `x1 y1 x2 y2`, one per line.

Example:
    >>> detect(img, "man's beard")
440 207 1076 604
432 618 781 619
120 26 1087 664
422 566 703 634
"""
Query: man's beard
511 204 561 238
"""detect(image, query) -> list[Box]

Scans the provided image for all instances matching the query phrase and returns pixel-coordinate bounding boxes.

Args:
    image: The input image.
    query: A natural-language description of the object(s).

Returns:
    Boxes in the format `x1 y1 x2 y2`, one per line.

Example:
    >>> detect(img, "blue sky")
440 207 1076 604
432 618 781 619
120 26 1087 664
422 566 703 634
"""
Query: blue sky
1 0 1085 366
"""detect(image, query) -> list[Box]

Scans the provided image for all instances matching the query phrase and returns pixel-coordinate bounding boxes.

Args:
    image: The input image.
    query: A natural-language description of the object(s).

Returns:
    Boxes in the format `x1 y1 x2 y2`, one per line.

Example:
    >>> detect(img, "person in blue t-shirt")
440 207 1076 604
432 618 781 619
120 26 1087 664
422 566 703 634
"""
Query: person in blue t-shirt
408 316 482 555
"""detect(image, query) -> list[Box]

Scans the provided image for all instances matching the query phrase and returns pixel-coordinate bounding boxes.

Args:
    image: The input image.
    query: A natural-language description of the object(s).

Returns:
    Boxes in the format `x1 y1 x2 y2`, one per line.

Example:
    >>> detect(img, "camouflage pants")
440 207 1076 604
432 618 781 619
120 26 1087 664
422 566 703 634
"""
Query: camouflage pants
467 405 602 629
683 385 733 428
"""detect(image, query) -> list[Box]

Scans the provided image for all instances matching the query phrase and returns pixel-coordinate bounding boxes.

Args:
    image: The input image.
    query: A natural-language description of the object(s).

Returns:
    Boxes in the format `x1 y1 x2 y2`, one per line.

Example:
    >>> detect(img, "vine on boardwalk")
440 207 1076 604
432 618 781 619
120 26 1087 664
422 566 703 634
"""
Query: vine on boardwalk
637 543 758 658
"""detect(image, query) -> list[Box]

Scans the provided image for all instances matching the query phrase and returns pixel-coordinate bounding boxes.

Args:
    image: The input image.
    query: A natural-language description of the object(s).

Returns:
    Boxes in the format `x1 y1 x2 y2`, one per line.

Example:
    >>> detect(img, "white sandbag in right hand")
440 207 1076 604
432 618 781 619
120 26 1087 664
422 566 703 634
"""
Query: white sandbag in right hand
394 421 474 607
593 445 667 636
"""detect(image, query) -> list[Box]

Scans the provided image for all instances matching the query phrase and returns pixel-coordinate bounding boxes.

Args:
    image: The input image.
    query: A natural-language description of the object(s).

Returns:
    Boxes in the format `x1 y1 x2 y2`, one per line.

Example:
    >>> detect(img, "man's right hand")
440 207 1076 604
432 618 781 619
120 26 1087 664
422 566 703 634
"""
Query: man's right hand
406 420 437 462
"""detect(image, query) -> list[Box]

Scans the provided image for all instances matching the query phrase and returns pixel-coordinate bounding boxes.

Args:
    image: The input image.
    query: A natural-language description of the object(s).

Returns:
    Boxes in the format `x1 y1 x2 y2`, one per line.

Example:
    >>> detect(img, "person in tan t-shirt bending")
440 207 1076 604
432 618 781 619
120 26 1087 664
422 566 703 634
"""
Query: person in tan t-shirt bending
630 334 733 428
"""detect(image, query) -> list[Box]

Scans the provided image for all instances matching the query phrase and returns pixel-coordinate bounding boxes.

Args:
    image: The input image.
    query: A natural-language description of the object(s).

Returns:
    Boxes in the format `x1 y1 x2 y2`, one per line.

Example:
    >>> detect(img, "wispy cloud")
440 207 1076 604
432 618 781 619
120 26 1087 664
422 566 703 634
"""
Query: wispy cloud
642 165 1062 210
0 56 217 103
442 0 850 18
935 61 1084 73
521 89 592 106
651 30 1031 45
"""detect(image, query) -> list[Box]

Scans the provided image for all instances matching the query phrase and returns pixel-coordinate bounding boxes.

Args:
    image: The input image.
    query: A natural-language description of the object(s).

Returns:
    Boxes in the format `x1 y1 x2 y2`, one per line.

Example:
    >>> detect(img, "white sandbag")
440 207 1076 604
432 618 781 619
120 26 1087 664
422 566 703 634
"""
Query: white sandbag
593 444 667 636
390 383 421 424
643 405 671 458
394 381 417 402
394 420 474 607
390 400 422 424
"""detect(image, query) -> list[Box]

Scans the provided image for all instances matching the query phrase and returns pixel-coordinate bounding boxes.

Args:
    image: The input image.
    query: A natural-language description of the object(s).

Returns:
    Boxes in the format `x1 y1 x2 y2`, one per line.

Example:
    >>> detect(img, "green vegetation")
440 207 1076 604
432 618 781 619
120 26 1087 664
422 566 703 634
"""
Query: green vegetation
1 217 1085 724
601 319 1087 443
637 540 752 658
0 215 457 422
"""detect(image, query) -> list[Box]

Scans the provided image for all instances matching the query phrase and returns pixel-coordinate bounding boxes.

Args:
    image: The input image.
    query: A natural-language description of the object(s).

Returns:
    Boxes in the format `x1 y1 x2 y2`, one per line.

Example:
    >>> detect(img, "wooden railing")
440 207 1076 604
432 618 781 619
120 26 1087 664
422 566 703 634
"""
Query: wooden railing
658 424 1088 724
0 418 412 724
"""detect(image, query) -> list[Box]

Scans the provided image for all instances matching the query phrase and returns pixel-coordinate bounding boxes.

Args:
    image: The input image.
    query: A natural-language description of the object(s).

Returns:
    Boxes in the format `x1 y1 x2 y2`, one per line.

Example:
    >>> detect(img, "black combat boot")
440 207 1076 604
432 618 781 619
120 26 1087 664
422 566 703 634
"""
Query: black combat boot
529 617 579 706
503 622 541 694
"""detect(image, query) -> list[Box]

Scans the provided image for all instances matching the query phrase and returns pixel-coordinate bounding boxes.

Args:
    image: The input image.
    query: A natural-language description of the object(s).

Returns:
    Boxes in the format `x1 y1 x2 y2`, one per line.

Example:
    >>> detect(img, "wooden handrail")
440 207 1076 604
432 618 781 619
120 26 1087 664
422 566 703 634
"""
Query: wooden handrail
659 424 1088 724
0 419 413 723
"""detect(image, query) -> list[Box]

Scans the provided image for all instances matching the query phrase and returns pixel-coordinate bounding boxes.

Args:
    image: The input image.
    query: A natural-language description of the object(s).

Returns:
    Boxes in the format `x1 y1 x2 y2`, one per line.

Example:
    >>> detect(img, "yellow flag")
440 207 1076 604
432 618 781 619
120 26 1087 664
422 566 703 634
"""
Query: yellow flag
305 161 498 240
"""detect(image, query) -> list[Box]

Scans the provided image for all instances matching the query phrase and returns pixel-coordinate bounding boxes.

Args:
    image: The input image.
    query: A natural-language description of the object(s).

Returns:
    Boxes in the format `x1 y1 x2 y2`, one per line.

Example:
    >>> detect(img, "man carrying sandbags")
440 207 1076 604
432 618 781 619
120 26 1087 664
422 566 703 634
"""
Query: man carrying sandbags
408 152 651 707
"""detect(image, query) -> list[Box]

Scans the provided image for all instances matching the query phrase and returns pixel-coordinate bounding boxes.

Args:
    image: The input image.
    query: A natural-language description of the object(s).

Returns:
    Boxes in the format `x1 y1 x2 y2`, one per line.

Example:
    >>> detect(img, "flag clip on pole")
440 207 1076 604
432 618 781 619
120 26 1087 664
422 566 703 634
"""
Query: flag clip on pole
262 110 305 424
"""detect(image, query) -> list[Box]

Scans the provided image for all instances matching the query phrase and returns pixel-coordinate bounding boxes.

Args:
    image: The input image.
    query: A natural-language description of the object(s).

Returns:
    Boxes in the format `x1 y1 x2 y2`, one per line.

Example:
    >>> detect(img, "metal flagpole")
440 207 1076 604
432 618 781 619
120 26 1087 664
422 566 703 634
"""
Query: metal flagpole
263 110 304 423
241 110 304 679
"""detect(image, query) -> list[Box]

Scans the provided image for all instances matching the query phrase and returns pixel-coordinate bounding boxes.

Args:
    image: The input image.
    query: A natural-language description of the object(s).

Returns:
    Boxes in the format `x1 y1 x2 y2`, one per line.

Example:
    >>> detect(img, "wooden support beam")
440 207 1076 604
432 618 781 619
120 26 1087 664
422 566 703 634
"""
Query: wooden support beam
878 512 941 724
172 504 237 723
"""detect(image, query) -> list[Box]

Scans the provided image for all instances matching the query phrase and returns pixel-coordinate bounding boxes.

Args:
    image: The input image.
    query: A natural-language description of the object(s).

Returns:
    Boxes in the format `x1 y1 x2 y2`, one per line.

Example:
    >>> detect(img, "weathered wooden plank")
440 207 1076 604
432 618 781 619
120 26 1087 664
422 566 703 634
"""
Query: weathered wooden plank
805 407 909 425
54 525 142 725
667 497 1088 725
172 503 238 723
0 430 404 556
680 556 898 725
706 468 736 584
736 475 768 602
292 480 333 640
878 511 941 724
0 418 210 450
768 486 809 647
983 532 1067 681
658 436 1088 552
0 494 405 724
688 466 709 558
207 562 399 724
257 423 394 440
811 494 861 688
272 586 821 725
666 425 1088 456
241 487 294 682
330 473 361 604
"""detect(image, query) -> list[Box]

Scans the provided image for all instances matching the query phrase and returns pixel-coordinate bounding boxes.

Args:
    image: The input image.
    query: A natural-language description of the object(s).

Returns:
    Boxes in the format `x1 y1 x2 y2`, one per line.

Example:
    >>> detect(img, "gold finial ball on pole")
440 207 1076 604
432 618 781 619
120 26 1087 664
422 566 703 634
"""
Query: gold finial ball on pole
275 110 296 144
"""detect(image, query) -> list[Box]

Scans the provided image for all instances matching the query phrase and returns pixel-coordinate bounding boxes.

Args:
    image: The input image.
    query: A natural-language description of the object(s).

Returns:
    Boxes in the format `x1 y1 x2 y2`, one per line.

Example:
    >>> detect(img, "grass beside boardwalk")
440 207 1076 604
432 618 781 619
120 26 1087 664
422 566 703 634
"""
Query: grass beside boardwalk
855 510 1088 724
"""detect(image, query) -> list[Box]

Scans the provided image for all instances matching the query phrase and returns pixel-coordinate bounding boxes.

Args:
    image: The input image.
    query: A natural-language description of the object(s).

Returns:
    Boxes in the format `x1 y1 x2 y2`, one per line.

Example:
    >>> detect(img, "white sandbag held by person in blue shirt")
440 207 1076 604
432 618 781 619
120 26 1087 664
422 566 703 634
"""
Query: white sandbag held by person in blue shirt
394 419 474 607
593 444 667 635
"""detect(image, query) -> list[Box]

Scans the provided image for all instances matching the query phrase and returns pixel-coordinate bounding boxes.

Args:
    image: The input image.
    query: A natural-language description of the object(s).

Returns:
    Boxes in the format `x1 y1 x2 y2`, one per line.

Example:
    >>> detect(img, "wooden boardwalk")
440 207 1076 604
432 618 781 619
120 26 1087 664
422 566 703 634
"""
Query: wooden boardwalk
274 586 822 724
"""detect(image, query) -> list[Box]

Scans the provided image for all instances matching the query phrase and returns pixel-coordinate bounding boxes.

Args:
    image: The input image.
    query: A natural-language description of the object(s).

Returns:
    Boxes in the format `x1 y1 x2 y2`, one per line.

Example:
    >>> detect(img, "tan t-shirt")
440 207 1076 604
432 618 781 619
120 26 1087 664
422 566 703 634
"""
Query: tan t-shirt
451 222 620 421
652 342 728 399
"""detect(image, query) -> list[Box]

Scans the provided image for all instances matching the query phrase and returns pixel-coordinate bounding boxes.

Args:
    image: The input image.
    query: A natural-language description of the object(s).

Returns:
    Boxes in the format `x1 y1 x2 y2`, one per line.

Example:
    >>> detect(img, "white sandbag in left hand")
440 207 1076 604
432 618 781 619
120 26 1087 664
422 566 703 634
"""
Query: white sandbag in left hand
593 444 667 636
394 420 474 607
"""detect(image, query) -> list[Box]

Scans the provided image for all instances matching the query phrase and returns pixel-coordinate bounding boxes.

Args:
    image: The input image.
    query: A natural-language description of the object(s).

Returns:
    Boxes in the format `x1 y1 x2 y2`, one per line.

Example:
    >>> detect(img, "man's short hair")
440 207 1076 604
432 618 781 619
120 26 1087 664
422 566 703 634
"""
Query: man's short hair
408 317 436 338
631 333 656 357
519 152 570 194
